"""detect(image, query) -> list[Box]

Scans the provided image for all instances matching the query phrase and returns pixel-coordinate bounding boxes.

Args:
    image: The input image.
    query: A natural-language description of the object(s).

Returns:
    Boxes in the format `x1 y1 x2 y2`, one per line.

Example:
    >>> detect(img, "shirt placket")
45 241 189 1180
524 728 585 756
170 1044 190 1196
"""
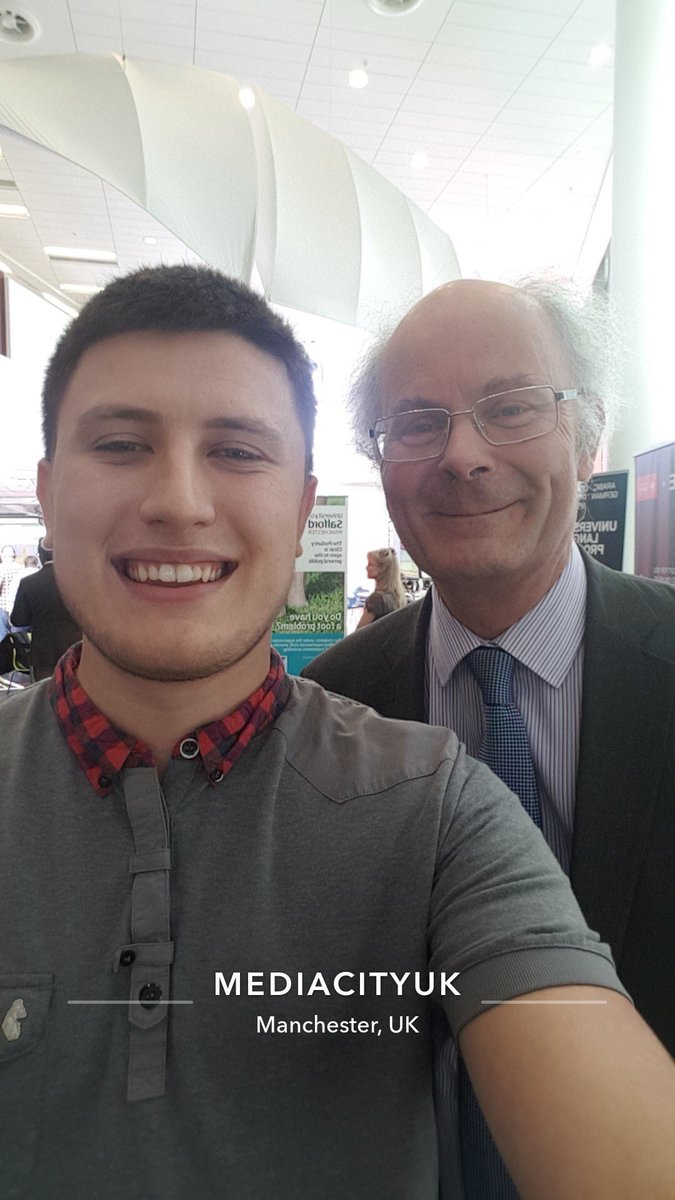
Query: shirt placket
114 767 174 1102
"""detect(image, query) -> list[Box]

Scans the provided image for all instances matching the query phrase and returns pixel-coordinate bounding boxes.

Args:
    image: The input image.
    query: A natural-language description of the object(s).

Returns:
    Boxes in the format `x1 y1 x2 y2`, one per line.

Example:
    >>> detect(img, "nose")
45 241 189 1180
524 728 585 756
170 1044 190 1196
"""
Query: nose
435 410 495 481
137 448 217 529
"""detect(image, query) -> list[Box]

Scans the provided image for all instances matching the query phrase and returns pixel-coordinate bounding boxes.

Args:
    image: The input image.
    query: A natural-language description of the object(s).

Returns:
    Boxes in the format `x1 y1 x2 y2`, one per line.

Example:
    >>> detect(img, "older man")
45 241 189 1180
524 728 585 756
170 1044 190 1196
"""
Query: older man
304 279 675 1191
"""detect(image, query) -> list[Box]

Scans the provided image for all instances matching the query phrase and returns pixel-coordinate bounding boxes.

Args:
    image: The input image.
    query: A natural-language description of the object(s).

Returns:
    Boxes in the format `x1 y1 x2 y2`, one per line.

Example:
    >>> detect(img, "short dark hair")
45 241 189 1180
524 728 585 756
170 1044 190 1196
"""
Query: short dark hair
42 264 317 471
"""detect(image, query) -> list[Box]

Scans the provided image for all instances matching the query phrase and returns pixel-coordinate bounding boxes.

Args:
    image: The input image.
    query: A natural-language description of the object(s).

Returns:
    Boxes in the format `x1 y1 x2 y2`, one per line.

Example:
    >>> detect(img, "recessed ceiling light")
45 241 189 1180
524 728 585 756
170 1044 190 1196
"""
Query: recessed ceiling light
44 246 117 263
0 203 28 217
143 235 157 245
42 292 77 317
410 151 428 170
589 43 612 68
349 67 369 89
0 9 38 43
60 283 103 295
239 86 256 109
366 0 425 14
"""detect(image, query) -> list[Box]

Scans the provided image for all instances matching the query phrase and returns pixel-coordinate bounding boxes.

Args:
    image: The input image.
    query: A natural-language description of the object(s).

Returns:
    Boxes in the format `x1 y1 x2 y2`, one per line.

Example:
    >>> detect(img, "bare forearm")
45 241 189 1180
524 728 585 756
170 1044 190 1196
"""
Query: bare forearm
459 985 675 1199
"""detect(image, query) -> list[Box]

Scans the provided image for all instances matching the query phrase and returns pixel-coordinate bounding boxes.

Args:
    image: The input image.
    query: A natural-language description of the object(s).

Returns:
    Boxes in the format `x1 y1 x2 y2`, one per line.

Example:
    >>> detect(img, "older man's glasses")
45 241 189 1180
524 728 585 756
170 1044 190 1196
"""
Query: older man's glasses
369 386 578 463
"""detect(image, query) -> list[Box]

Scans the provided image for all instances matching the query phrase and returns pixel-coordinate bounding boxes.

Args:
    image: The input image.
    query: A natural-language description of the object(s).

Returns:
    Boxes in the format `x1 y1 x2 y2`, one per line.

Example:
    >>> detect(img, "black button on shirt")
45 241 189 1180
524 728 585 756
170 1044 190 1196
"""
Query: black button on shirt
139 982 162 1009
178 737 199 759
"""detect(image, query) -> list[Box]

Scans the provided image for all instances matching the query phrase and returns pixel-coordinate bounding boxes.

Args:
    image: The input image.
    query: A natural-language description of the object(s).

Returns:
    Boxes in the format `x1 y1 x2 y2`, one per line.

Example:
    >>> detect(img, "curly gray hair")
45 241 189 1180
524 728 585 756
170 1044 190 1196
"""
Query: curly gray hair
349 276 621 466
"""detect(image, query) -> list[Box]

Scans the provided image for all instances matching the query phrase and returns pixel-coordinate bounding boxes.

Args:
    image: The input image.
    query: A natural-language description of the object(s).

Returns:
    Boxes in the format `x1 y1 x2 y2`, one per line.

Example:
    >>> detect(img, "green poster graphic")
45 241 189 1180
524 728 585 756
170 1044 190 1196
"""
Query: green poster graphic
272 497 347 674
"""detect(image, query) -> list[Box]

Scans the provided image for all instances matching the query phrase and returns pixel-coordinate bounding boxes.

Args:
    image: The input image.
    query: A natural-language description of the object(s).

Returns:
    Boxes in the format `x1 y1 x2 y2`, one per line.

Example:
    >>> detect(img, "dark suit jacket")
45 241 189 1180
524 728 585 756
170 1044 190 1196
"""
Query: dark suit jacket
10 564 81 681
303 554 675 1054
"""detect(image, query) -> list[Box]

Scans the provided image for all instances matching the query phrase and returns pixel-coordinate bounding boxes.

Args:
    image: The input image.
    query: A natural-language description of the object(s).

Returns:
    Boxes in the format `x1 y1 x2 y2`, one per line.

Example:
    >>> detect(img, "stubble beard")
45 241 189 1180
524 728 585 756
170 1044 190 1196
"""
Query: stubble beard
65 594 287 684
80 618 274 682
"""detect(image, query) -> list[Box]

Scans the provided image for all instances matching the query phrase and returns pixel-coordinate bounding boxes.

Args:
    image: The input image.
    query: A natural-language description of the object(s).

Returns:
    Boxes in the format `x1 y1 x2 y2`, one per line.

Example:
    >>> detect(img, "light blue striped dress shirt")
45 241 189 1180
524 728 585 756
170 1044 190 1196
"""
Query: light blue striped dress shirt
428 544 587 1200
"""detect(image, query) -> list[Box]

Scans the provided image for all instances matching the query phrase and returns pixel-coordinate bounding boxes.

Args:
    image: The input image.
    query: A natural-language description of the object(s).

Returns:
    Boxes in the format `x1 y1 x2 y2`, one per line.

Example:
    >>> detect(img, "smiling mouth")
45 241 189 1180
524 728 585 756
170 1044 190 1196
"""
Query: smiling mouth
116 559 236 586
431 505 513 518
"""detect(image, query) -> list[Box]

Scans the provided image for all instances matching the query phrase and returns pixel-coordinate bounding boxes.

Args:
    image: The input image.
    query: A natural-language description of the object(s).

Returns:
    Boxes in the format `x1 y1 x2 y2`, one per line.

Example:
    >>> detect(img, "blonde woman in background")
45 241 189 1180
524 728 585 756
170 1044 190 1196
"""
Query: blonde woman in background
356 547 407 630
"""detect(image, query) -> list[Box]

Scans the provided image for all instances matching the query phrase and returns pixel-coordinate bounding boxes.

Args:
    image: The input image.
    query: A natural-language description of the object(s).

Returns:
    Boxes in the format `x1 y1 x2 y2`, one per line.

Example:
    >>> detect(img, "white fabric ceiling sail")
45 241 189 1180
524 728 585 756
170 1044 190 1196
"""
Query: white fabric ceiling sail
0 54 459 327
251 87 362 325
0 55 147 199
253 88 460 329
0 54 257 280
121 59 256 278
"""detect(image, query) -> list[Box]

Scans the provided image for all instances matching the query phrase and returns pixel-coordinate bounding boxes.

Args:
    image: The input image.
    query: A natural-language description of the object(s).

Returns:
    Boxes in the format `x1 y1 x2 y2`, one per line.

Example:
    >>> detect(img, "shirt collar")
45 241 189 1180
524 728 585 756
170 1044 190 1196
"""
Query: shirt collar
429 543 587 688
49 643 290 797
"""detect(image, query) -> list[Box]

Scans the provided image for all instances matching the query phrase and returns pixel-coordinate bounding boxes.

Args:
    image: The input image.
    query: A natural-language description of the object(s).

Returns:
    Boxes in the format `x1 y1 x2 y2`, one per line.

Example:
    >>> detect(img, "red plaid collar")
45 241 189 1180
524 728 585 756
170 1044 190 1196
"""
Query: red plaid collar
49 643 290 796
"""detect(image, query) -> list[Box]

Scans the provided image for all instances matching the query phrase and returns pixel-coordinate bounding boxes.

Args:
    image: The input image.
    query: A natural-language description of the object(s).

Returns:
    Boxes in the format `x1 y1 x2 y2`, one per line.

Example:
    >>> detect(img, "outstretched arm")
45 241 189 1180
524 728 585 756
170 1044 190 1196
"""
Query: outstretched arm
460 983 675 1200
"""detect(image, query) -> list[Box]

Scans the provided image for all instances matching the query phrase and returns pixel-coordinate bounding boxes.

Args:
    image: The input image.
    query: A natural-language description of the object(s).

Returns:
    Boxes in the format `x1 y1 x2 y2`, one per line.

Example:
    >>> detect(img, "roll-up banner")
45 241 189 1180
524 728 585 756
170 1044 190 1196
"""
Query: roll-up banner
634 442 675 585
272 496 347 674
574 470 628 571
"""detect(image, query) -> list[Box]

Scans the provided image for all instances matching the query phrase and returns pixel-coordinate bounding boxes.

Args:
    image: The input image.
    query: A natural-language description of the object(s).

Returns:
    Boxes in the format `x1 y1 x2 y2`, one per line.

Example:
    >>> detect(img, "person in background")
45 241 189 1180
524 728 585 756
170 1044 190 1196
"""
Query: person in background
10 538 82 680
355 546 407 629
20 554 40 577
0 543 22 637
303 276 675 1198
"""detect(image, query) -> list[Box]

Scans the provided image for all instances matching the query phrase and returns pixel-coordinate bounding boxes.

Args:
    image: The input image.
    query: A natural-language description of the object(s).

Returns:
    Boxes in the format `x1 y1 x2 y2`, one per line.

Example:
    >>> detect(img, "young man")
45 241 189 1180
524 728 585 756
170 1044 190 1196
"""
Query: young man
1 266 674 1200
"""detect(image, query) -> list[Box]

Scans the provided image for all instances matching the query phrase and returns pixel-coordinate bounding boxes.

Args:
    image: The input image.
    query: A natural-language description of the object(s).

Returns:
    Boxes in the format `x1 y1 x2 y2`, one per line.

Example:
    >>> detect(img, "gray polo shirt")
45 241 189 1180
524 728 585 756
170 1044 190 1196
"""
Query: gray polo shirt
0 676 626 1200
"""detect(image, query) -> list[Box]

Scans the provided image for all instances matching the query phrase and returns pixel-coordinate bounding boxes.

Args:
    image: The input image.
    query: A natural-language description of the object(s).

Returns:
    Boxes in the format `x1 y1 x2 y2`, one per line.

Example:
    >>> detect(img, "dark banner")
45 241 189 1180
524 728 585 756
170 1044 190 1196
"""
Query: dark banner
634 442 675 585
574 470 628 571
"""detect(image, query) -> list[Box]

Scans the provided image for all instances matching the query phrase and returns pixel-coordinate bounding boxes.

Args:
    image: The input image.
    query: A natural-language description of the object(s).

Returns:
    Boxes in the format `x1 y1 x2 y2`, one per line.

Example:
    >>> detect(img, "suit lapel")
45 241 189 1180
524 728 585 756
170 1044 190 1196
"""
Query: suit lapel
374 592 430 722
571 557 675 960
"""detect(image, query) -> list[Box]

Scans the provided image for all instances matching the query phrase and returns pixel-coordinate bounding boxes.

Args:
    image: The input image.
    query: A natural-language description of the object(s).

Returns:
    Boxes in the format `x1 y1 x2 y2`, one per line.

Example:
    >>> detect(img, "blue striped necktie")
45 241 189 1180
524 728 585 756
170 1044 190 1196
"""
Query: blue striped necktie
458 645 542 1199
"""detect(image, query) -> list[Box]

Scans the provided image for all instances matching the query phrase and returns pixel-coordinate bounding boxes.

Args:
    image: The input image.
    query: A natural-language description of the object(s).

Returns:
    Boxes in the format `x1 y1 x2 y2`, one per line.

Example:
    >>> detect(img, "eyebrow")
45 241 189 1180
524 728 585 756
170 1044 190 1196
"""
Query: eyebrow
76 405 285 446
480 374 542 395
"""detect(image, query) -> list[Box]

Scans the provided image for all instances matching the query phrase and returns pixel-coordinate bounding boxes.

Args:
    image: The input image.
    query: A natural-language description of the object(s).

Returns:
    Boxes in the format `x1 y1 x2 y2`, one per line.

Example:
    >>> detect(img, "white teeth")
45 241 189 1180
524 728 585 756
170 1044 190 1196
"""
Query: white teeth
124 560 227 585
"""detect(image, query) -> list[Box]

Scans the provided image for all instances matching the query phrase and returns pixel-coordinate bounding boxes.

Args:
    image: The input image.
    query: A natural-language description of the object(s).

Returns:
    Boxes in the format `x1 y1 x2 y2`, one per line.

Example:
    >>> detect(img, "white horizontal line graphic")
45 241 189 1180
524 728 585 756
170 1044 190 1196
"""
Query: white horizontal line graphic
481 999 608 1006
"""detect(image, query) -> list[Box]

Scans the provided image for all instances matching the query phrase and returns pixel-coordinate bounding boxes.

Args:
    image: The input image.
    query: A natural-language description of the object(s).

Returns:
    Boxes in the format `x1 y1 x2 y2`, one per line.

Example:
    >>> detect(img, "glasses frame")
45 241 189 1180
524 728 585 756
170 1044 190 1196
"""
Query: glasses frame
369 386 578 463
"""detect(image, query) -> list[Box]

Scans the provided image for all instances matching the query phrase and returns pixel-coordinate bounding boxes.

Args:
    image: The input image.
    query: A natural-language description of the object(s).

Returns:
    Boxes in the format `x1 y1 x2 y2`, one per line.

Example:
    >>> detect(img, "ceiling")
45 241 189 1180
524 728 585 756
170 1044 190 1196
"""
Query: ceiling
0 0 615 313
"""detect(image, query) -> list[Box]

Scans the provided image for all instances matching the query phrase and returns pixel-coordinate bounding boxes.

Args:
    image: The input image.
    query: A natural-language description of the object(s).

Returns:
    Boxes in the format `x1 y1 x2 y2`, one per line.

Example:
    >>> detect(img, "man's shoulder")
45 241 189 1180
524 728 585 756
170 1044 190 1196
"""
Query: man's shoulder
0 681 56 773
275 674 460 803
584 556 675 658
302 598 425 690
0 680 52 731
20 566 55 597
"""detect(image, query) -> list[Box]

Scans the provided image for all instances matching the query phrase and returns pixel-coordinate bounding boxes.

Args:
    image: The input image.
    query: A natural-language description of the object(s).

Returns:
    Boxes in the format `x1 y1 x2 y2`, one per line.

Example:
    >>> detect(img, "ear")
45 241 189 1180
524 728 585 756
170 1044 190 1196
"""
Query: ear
36 458 55 547
296 474 318 558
